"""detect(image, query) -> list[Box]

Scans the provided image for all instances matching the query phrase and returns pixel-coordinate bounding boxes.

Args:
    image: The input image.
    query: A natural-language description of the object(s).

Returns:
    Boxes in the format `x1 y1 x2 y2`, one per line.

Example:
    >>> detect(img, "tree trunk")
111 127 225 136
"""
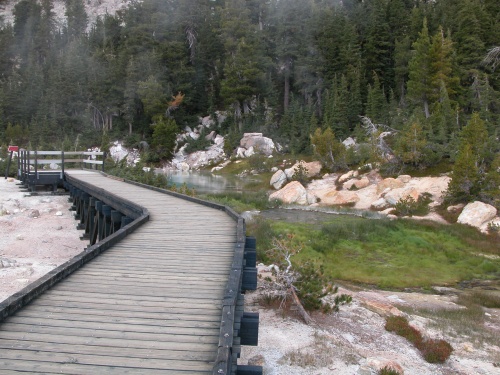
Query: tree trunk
284 71 290 112
423 98 430 119
289 287 313 325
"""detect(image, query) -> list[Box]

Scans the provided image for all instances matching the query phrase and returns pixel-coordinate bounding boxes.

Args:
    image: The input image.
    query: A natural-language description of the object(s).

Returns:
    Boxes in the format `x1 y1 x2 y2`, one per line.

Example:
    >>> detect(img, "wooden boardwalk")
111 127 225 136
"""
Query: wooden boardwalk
0 170 241 374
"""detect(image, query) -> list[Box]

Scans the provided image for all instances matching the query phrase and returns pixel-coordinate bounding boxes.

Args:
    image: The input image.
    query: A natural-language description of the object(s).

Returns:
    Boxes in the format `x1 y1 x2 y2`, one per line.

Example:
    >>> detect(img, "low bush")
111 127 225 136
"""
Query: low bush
385 316 423 345
394 193 432 217
385 316 453 364
416 338 453 364
379 366 402 375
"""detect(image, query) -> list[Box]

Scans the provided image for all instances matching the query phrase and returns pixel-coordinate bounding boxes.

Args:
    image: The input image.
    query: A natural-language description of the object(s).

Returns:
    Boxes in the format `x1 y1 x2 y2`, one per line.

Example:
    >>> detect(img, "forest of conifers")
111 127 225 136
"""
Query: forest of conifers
0 0 499 200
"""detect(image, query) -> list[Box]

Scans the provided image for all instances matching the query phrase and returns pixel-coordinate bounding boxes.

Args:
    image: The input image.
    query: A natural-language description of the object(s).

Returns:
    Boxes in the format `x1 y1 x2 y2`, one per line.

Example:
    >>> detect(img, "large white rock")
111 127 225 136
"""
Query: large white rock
384 187 420 206
397 174 412 183
269 181 308 205
339 170 357 184
244 146 255 158
270 170 287 190
343 177 370 190
371 198 390 210
284 161 322 179
214 134 225 146
236 147 246 158
342 137 356 148
457 201 497 232
240 133 275 156
320 190 360 206
376 178 404 194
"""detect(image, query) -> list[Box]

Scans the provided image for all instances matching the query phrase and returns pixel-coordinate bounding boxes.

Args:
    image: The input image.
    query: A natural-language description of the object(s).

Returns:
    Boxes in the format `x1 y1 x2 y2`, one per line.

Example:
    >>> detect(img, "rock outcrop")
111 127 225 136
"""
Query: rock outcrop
268 167 454 226
269 181 315 205
284 161 322 180
239 133 276 156
457 201 498 232
270 170 287 190
320 190 360 206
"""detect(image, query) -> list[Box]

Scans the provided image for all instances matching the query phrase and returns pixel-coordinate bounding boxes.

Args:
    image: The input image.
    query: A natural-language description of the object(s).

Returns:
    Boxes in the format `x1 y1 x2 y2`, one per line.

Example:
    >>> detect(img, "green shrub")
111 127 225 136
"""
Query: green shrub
247 154 269 172
379 366 402 375
394 193 432 217
290 163 309 185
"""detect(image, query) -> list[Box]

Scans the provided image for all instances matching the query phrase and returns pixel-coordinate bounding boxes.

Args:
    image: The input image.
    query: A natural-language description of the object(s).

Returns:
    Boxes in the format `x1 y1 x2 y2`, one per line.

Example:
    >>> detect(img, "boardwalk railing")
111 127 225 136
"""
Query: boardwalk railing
17 149 106 191
0 170 261 374
0 177 148 322
109 176 261 375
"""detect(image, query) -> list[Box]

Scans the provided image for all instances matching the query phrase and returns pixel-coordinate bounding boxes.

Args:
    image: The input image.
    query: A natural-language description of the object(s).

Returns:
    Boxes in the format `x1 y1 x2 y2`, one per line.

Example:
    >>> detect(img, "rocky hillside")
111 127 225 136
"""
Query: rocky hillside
0 0 139 28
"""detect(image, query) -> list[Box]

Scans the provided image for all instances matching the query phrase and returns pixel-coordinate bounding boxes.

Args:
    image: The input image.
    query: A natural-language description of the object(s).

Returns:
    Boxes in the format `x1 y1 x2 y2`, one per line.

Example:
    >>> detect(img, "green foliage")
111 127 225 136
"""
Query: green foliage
183 131 212 154
0 0 498 186
100 132 111 154
290 163 309 185
395 121 427 167
310 127 346 171
446 113 490 203
169 182 196 197
394 193 433 217
247 217 500 289
379 367 402 375
107 162 170 190
294 262 352 313
202 190 276 214
246 154 269 173
150 116 178 162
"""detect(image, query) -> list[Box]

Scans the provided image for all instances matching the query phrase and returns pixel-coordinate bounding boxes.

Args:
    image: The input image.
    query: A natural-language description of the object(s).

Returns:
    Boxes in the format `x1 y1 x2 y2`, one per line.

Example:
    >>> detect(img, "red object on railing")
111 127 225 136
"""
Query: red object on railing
8 146 19 152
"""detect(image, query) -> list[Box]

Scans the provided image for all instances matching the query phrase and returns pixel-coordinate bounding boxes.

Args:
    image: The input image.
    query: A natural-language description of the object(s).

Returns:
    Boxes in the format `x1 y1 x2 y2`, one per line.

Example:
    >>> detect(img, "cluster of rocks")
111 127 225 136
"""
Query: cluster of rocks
269 165 500 233
0 257 17 268
109 142 141 166
169 130 276 172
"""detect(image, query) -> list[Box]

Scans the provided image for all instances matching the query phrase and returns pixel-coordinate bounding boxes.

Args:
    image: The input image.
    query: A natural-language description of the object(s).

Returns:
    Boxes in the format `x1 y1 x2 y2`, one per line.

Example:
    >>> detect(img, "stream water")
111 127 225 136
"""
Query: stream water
165 170 260 194
164 170 374 224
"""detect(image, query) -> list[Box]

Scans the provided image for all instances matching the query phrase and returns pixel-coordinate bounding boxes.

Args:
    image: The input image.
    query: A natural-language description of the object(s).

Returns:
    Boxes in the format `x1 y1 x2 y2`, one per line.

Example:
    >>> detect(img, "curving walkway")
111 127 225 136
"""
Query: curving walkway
0 170 239 374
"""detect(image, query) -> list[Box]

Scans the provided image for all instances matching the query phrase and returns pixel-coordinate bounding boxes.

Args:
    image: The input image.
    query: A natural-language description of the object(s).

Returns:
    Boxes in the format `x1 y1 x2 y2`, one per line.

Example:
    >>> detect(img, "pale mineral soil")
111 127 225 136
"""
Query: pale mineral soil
1 178 499 375
240 267 500 375
0 178 85 303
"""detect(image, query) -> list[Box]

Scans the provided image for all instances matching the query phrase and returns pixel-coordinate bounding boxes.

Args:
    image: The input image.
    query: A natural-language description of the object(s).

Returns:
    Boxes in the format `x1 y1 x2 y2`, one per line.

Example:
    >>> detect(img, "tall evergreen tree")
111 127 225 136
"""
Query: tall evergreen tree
407 18 432 118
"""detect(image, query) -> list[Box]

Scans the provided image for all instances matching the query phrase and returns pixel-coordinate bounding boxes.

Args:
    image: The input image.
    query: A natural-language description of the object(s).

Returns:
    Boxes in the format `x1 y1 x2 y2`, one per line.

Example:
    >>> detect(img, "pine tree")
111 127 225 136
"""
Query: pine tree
446 142 479 202
407 18 432 118
65 0 88 40
395 121 427 167
150 115 178 162
310 127 346 170
429 27 458 103
366 72 387 124
446 113 489 202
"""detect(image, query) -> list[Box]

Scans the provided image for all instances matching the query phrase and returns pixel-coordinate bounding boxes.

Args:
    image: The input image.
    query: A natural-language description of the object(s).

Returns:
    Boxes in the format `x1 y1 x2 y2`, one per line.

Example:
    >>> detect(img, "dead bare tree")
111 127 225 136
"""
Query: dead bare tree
262 235 314 325
359 116 398 161
483 46 500 71
261 235 352 325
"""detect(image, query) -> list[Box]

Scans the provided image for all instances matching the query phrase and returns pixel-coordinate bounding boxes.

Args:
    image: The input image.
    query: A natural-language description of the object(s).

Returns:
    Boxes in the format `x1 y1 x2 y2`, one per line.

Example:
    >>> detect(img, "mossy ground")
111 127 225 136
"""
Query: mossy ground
248 216 500 289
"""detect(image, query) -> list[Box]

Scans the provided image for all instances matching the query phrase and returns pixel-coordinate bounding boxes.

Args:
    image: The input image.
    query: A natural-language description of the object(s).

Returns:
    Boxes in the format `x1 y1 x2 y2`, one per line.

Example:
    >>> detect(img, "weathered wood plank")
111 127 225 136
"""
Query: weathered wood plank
0 170 241 374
